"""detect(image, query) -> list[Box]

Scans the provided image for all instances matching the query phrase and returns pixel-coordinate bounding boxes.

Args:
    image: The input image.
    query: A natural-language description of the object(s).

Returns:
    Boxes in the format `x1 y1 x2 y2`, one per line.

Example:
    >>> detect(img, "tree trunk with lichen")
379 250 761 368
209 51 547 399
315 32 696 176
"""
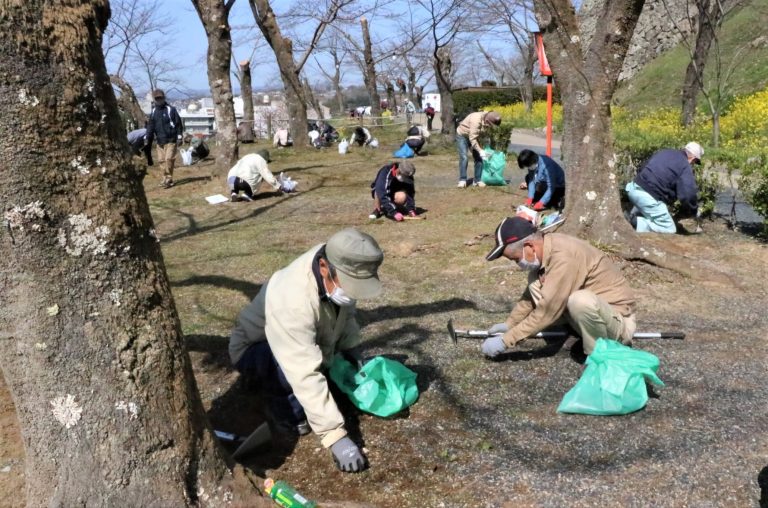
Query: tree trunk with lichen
109 74 146 130
250 0 310 147
434 48 455 139
192 0 240 170
239 60 256 142
360 17 382 122
532 0 644 244
0 1 263 504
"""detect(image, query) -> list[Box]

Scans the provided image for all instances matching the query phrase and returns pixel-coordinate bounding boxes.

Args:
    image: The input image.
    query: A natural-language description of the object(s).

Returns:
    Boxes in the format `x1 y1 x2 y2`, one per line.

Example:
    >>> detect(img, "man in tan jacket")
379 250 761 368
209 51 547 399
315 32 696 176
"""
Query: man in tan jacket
482 217 636 358
228 228 384 473
455 110 501 188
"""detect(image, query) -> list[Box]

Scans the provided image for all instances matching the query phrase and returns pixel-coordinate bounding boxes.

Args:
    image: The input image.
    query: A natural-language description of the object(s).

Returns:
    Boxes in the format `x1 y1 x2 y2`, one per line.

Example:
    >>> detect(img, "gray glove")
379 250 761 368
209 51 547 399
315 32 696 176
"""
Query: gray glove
481 335 507 358
330 436 367 473
488 323 508 335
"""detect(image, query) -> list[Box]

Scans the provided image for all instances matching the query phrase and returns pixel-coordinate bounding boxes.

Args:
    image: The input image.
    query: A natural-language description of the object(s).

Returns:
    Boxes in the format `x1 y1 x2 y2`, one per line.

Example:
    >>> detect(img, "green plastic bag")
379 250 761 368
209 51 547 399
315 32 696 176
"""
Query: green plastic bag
557 339 664 415
329 355 419 417
481 147 507 186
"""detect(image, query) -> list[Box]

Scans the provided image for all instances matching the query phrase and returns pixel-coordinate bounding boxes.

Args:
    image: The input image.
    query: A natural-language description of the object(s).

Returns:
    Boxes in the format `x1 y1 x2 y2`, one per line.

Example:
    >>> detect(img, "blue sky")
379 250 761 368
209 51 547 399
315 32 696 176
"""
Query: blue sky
106 0 527 96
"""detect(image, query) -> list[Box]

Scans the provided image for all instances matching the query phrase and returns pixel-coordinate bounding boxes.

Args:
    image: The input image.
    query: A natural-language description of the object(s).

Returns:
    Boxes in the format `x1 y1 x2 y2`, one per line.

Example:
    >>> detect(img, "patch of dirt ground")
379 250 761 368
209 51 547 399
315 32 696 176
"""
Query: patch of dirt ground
1 137 767 507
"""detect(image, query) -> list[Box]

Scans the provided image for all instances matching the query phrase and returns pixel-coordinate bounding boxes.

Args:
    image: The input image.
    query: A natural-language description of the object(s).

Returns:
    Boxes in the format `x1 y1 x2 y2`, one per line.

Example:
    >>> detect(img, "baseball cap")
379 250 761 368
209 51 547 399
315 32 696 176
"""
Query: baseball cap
397 161 416 183
326 229 384 299
152 89 165 99
485 216 537 261
257 149 272 163
684 142 704 163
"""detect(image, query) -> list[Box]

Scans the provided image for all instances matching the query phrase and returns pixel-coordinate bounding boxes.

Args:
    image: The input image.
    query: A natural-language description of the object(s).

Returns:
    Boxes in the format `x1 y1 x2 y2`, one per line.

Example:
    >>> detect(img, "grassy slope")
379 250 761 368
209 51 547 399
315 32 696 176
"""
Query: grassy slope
614 0 768 111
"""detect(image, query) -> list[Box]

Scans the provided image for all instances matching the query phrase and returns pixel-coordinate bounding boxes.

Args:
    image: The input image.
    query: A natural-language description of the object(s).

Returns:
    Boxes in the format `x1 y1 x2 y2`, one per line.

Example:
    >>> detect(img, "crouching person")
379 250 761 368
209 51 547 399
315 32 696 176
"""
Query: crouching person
227 149 285 202
228 229 385 473
482 217 636 359
369 161 416 221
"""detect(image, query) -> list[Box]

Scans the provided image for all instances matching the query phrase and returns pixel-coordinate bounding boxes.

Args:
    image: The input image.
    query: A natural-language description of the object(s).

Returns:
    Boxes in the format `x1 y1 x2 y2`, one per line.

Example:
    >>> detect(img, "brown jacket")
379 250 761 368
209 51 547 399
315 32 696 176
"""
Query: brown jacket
502 234 636 347
456 111 490 153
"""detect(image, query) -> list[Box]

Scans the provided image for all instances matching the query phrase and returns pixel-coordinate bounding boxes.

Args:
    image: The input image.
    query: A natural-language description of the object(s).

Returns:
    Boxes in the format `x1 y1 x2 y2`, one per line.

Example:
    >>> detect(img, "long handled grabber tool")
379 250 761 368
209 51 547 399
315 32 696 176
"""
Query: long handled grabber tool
447 318 685 345
214 422 271 459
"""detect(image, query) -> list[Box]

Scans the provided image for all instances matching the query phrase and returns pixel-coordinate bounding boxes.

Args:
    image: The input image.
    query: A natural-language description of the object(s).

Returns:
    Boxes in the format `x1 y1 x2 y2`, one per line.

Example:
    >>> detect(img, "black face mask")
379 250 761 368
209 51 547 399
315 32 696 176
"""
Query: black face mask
154 98 166 106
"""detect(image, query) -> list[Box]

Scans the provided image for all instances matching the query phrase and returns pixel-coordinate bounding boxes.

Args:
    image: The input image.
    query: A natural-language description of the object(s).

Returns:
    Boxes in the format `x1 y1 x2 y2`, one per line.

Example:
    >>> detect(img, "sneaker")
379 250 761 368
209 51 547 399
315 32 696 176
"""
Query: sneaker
230 193 240 202
161 179 174 189
368 209 382 220
457 180 467 188
474 181 487 188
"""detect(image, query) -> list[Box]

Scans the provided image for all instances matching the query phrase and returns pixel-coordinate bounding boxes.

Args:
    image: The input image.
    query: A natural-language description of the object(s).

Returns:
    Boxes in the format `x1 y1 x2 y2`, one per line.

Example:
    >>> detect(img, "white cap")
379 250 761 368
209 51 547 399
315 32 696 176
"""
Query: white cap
684 141 704 160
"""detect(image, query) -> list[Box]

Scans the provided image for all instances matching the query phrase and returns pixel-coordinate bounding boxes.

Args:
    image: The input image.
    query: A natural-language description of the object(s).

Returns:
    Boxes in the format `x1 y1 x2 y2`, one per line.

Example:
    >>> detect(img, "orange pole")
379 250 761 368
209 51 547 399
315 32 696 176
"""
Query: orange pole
546 76 553 157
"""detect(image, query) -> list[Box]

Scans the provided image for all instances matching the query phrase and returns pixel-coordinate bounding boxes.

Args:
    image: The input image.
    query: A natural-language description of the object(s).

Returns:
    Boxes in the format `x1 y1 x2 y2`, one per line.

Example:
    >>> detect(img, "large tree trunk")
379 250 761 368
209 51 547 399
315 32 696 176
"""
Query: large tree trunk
521 37 536 113
0 1 261 504
532 0 644 244
192 0 240 170
109 74 147 131
681 0 715 127
239 59 256 142
250 0 309 147
360 17 382 121
434 48 454 138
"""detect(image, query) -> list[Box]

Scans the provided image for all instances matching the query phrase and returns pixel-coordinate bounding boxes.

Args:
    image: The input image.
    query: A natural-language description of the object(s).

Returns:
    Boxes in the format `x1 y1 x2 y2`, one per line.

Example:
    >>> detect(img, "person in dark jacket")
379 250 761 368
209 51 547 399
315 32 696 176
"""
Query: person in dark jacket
405 125 430 155
127 128 153 166
424 103 435 131
369 161 417 221
350 126 372 147
145 89 184 188
625 142 703 233
517 149 566 211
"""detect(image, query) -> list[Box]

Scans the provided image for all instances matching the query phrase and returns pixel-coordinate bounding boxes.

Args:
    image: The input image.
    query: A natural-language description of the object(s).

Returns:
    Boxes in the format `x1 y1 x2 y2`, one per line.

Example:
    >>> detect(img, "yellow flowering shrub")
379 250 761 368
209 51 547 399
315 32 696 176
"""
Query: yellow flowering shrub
489 101 564 132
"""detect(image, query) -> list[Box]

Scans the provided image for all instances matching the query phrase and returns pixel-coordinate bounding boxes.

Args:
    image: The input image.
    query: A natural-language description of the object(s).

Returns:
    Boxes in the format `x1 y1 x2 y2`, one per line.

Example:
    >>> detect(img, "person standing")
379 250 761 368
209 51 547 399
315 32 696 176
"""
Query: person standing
455 110 501 188
424 103 435 131
369 161 417 221
625 142 702 234
517 149 566 211
481 217 636 358
145 89 183 188
228 228 385 473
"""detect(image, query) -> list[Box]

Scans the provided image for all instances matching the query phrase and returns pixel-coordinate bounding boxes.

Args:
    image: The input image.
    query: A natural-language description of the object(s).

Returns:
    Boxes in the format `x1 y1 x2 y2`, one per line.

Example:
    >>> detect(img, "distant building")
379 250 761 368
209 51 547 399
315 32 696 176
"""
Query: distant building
421 93 441 112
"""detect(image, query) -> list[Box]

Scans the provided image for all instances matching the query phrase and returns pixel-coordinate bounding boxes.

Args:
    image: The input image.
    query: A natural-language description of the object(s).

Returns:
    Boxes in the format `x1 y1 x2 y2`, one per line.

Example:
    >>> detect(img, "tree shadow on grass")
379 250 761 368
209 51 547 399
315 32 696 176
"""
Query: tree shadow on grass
173 275 262 300
357 297 478 327
172 175 212 187
759 465 768 508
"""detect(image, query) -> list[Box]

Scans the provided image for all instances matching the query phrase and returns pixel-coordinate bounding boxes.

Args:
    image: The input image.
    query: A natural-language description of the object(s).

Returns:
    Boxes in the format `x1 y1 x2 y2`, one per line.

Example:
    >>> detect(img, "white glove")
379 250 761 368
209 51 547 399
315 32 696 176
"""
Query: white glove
480 151 490 161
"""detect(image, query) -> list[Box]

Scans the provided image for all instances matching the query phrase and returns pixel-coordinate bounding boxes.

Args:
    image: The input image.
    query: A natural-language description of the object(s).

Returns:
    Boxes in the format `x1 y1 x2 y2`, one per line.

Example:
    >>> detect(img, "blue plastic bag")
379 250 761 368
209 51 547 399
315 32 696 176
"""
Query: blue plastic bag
329 356 419 417
481 147 507 185
557 339 664 415
393 143 415 158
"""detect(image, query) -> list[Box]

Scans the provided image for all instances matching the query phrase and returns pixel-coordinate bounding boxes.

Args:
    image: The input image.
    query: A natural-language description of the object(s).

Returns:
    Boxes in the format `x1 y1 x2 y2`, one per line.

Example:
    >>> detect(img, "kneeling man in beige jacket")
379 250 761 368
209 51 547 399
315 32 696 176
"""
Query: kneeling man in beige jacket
229 228 384 473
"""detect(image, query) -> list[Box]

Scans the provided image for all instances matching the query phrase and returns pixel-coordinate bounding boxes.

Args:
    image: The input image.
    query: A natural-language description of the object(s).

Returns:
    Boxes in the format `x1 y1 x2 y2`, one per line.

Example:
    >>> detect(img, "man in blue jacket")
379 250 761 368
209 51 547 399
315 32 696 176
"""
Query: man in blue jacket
145 89 184 188
517 149 566 211
625 142 702 234
368 161 416 221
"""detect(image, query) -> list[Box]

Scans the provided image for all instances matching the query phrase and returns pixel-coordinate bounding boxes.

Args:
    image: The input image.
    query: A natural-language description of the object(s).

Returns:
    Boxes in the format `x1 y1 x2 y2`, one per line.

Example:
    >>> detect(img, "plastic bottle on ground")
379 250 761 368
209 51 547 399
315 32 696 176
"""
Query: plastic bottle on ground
264 478 317 508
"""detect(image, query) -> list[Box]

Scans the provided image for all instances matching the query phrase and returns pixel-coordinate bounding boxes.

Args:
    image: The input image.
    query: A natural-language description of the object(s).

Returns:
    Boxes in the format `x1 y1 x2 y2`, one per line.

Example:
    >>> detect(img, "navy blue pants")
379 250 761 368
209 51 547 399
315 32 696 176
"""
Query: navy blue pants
235 341 306 425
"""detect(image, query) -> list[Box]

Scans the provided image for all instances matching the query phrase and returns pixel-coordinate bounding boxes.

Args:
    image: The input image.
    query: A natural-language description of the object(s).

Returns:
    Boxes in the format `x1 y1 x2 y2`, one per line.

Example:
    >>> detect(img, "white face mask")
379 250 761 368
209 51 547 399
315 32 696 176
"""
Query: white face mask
328 279 356 307
517 248 541 272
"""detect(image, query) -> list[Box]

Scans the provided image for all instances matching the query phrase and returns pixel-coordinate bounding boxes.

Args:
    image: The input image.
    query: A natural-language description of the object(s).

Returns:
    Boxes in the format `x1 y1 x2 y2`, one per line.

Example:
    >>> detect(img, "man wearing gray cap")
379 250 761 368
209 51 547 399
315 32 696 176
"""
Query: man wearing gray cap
228 229 384 473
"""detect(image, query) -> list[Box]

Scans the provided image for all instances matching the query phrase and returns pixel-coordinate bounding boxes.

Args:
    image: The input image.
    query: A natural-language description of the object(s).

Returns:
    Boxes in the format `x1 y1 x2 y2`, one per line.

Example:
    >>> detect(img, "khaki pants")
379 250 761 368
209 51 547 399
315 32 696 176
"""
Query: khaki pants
528 276 635 355
156 143 177 182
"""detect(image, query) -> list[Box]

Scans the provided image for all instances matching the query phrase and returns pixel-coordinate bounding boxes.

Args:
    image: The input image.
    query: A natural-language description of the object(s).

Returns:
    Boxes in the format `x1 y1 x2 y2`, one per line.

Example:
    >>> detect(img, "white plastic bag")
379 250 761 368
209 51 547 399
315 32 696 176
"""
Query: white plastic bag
338 139 349 154
279 172 298 193
180 148 193 166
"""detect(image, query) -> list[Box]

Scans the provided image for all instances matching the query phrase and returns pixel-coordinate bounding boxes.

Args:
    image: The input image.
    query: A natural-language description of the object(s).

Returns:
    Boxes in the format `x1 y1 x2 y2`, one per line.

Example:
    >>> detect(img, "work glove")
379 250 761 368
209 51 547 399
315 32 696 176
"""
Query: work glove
480 151 490 161
330 436 367 473
408 210 417 217
393 212 404 222
533 201 546 211
481 335 507 358
342 346 365 370
524 197 534 206
487 322 508 335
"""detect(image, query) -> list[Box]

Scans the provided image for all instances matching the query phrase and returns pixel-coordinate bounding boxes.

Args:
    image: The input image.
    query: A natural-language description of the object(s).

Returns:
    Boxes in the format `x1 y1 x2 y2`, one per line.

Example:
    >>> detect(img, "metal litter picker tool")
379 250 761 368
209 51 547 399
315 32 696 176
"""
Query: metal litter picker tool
447 318 685 345
214 422 271 459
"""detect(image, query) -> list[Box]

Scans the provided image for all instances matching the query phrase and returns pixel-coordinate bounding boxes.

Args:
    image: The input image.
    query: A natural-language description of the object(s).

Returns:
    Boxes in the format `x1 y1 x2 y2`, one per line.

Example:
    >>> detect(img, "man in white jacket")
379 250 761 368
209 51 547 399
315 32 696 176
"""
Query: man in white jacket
227 149 284 201
228 228 384 473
